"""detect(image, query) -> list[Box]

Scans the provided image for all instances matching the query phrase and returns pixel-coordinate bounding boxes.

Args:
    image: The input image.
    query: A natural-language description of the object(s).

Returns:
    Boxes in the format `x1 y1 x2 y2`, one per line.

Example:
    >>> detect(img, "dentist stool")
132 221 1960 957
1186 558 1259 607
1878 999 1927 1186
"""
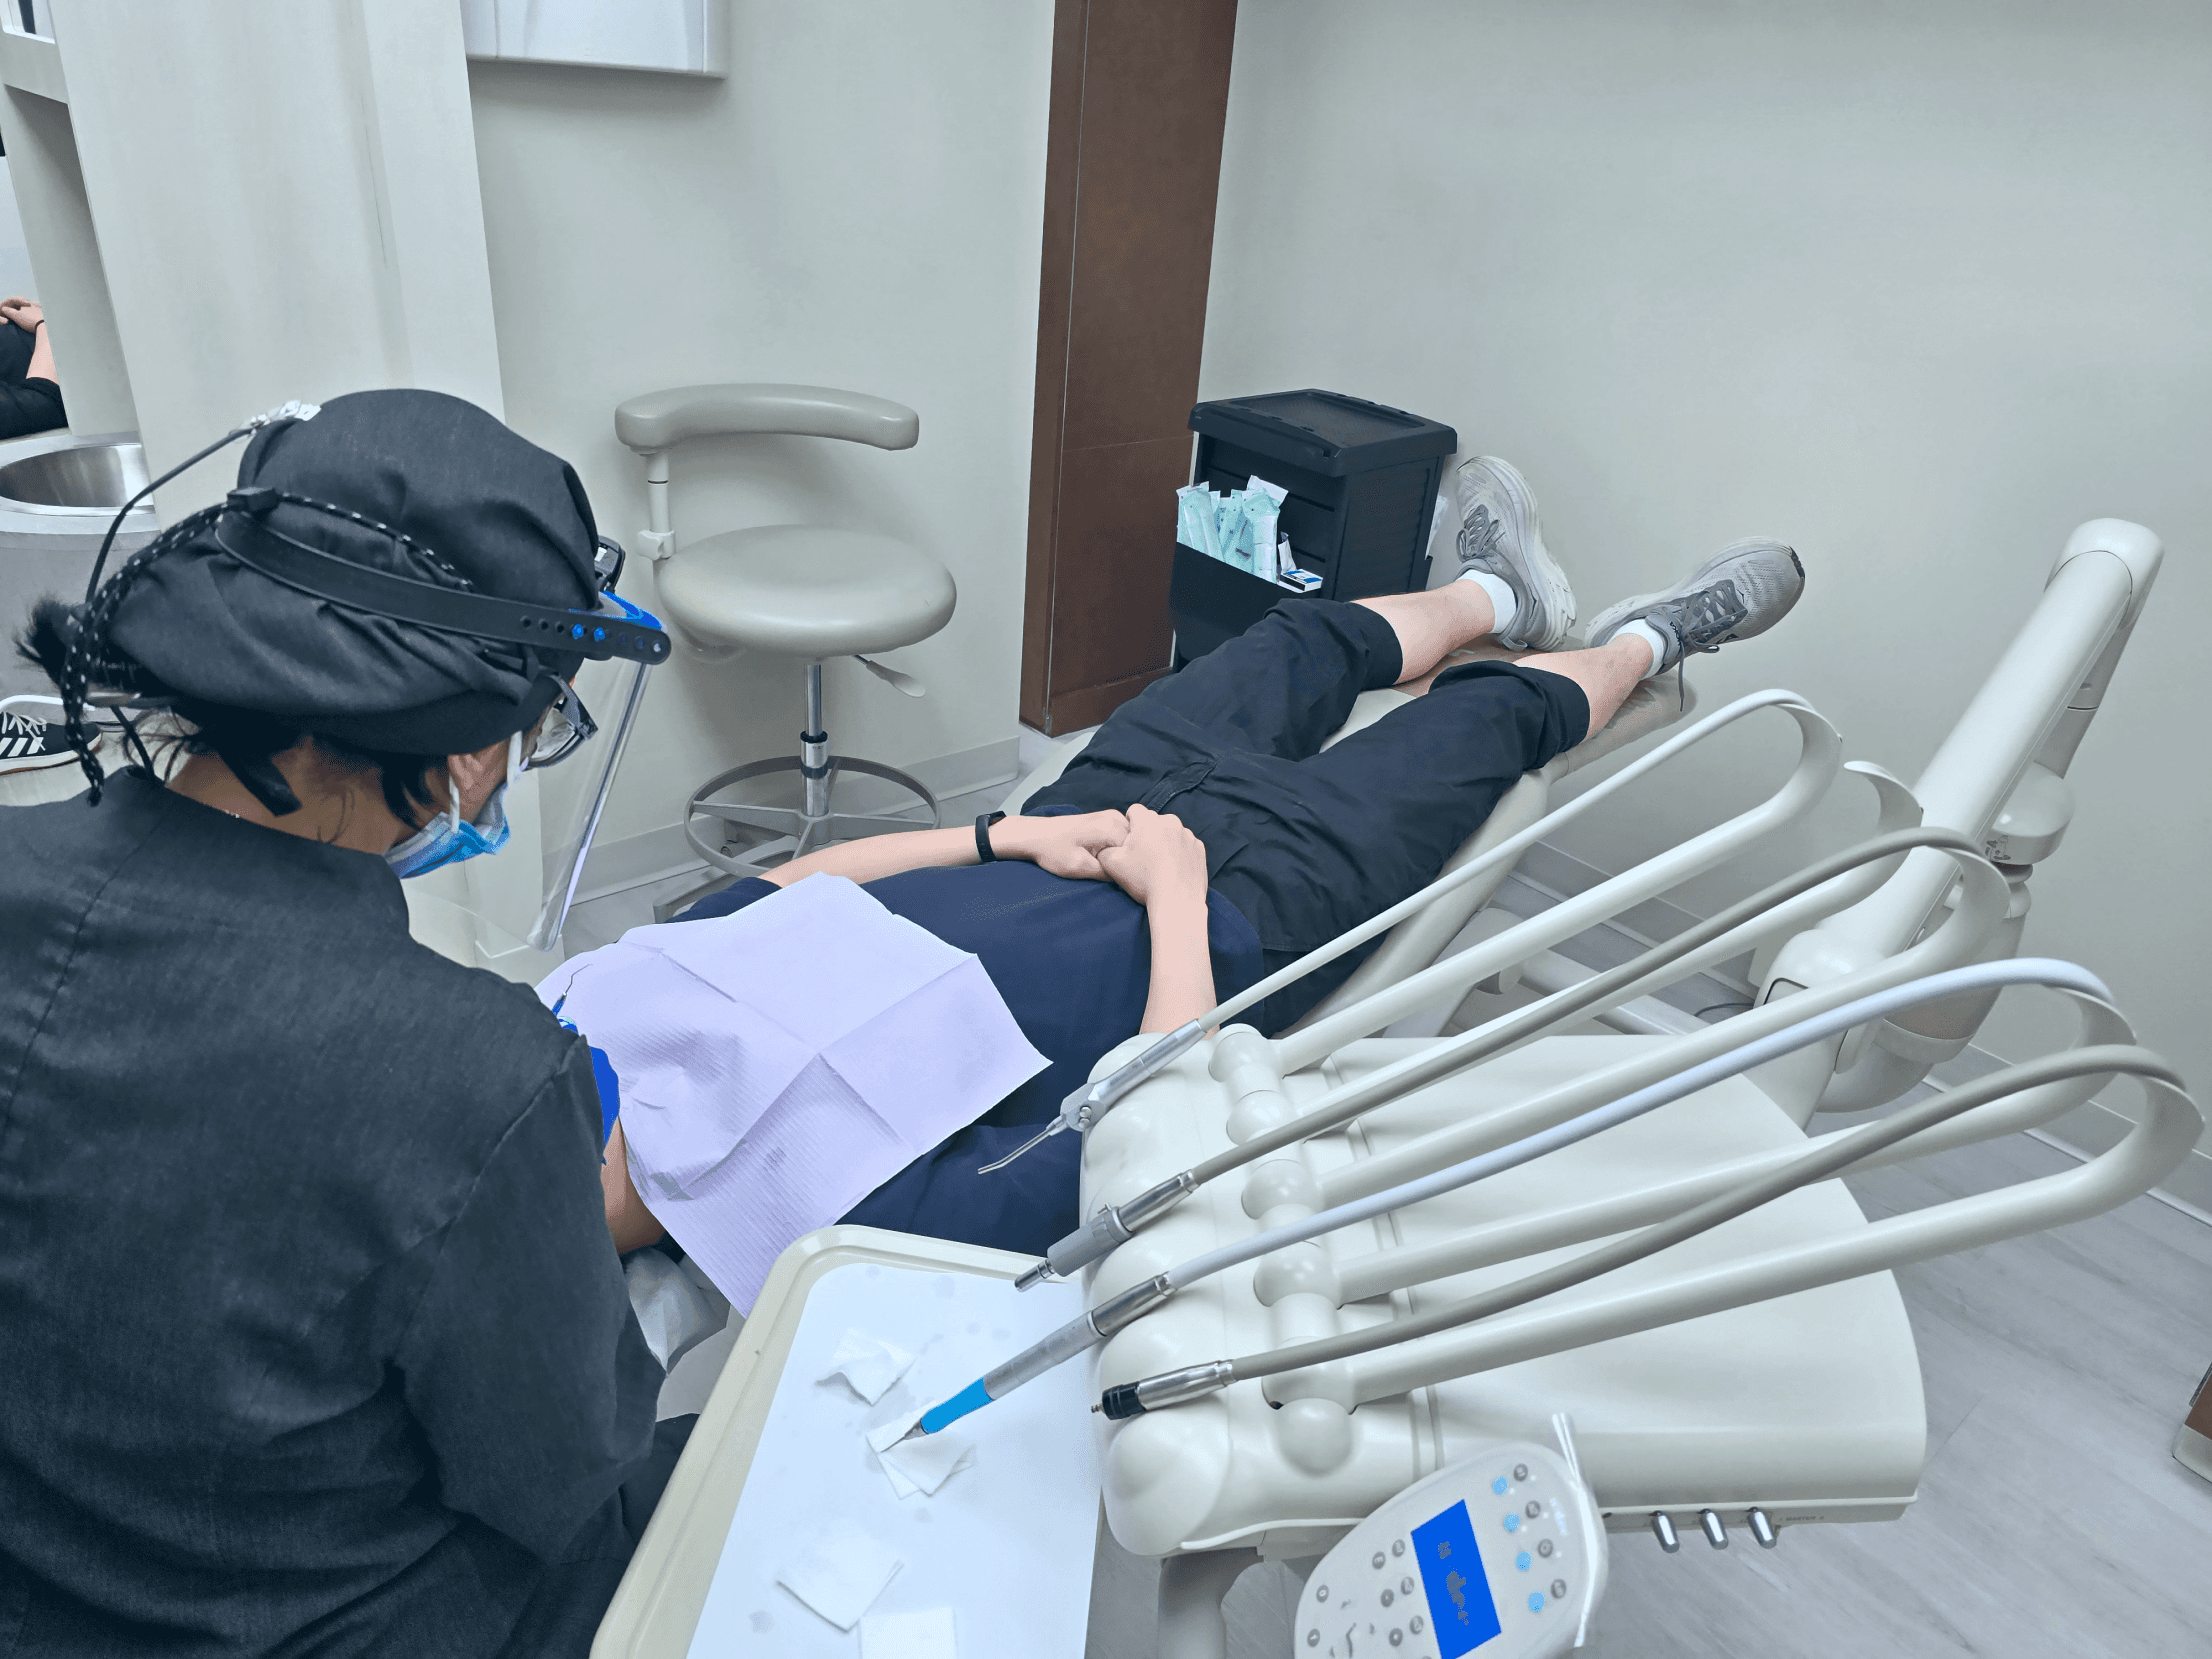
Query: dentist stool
615 384 956 894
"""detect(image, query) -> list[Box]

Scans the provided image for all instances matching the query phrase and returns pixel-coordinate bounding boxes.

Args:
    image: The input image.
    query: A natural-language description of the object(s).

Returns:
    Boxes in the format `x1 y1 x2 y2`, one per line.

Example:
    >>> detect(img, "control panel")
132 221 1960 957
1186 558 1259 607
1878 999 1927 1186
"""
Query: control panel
1292 1440 1606 1659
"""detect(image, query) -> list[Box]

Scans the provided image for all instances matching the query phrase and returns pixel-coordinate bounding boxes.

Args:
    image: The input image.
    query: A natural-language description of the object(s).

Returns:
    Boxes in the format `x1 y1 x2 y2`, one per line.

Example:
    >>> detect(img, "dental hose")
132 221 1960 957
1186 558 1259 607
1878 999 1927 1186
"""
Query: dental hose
902 955 2104 1439
1020 825 1979 1288
1098 1041 2179 1419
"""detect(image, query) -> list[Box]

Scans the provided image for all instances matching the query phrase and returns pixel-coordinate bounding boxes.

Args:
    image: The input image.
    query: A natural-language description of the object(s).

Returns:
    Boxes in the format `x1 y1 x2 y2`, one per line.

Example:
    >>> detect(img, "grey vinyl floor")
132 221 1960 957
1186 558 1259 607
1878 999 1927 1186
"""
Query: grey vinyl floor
1082 1133 2212 1659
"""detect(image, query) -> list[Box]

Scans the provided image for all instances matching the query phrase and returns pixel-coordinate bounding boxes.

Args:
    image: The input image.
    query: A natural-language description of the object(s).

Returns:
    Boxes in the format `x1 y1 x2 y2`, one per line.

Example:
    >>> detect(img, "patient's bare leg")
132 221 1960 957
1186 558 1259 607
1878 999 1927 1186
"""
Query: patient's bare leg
1510 637 1652 734
1354 582 1497 683
1359 578 1652 739
1358 578 1656 741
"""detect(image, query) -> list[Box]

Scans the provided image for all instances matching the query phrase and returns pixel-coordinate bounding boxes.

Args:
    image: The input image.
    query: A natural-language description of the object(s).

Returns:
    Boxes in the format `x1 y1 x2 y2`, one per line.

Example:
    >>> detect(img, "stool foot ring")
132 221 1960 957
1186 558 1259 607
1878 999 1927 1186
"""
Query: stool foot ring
682 754 940 878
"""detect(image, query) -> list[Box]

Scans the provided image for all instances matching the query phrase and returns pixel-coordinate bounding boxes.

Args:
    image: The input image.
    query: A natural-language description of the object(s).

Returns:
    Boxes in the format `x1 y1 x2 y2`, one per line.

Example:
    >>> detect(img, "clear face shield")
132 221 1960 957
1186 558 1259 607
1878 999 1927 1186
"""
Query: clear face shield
525 579 661 950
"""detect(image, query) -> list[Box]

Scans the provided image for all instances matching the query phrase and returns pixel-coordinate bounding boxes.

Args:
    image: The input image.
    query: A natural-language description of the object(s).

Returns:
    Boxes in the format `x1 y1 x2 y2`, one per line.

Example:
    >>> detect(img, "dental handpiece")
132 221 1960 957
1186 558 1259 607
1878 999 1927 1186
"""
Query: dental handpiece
1012 826 1975 1290
894 1274 1175 1442
910 958 2100 1440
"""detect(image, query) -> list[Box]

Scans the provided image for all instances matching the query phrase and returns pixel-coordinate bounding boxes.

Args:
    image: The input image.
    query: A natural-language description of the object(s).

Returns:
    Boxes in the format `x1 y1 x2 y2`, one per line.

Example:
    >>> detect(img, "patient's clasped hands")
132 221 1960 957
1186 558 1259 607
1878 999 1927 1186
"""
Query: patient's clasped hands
1001 806 1208 905
1094 804 1208 909
995 807 1131 881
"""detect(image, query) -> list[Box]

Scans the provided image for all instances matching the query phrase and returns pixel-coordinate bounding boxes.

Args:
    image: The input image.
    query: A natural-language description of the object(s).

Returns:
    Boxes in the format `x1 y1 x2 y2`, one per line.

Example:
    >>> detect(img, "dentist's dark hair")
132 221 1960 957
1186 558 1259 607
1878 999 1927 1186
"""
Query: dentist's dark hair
17 601 444 823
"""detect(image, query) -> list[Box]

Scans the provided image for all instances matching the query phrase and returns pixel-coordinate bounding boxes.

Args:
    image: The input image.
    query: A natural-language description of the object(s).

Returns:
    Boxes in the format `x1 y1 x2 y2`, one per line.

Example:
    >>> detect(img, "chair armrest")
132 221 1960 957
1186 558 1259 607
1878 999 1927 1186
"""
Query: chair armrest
614 383 919 453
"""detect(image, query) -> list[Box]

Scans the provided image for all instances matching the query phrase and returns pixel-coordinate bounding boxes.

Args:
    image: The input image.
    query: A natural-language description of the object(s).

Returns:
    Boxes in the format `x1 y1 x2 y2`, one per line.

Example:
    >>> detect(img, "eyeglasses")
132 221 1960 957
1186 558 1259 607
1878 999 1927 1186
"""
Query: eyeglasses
519 590 652 771
593 535 626 593
524 680 598 772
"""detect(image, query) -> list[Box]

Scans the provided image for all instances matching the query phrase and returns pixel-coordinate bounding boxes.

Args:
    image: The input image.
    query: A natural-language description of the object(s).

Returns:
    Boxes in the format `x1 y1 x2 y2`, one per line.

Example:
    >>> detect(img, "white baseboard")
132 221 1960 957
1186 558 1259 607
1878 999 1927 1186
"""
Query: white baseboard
1017 721 1059 775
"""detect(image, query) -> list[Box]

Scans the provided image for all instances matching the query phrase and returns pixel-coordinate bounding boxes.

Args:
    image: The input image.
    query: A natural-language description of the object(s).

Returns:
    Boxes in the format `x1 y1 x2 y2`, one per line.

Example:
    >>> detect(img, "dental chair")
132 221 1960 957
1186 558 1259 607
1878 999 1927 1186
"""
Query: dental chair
613 384 957 897
1053 521 2191 1657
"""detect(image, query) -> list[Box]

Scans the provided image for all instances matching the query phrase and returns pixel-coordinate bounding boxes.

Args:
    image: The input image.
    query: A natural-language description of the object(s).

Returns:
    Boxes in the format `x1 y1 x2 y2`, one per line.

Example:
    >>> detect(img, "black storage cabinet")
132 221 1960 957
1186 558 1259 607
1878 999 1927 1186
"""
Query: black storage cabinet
1169 389 1458 667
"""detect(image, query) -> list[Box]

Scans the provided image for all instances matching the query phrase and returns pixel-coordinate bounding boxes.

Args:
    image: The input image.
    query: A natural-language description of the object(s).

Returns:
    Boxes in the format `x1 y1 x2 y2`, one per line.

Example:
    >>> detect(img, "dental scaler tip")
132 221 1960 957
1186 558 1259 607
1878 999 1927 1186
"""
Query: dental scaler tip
907 1274 1179 1437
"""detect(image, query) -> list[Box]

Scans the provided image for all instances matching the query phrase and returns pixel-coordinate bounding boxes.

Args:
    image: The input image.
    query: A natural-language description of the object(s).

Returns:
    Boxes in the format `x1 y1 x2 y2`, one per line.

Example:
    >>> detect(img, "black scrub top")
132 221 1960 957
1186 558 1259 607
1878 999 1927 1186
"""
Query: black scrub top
0 317 64 439
0 770 664 1657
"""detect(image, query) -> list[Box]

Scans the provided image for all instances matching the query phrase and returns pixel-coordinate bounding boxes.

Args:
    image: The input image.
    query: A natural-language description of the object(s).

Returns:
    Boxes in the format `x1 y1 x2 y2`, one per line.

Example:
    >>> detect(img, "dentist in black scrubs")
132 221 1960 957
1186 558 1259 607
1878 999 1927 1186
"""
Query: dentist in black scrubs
0 391 681 1658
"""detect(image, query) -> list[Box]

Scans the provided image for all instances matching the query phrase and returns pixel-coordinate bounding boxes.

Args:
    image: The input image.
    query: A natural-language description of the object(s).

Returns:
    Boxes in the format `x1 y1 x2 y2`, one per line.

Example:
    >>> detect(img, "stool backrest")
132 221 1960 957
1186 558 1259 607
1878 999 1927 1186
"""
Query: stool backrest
615 383 919 454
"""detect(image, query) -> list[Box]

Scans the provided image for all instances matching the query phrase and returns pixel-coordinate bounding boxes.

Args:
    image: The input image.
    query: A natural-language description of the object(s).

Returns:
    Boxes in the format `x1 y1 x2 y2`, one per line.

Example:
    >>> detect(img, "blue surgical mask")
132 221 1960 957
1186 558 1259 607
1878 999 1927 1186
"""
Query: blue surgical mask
386 734 519 878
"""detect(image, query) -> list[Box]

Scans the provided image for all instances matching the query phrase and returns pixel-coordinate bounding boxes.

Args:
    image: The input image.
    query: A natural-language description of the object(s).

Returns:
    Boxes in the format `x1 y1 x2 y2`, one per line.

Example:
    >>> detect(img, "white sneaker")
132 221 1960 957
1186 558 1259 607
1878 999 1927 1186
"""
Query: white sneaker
1454 456 1575 651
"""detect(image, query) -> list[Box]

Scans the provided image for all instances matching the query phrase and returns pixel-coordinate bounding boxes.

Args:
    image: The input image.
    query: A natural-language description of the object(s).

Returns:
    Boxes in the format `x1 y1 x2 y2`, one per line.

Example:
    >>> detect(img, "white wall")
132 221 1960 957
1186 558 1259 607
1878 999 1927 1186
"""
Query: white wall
0 159 37 302
1201 3 2212 1139
46 0 505 507
13 1 560 973
466 0 1054 874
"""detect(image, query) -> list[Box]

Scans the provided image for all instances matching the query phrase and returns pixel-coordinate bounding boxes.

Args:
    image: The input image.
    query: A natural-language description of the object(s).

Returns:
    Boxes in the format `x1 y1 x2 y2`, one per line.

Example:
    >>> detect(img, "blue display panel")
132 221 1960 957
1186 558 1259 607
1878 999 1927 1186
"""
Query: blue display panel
1411 1500 1503 1656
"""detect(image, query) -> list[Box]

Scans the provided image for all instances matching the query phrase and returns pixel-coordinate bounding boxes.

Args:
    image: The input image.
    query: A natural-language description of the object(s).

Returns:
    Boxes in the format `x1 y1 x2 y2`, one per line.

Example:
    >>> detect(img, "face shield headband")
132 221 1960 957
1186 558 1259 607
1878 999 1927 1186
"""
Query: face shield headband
210 488 668 673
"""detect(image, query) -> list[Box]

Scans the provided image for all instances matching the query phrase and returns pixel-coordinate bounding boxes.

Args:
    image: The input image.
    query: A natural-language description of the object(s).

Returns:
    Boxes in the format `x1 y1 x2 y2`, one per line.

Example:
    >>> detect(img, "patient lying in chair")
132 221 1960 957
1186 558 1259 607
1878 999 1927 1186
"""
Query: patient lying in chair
604 457 1804 1262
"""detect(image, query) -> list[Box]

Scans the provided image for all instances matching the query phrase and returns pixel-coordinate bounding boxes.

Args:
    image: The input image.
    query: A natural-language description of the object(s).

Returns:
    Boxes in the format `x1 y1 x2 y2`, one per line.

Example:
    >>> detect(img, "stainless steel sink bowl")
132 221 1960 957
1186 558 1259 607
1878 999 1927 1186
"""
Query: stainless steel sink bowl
0 439 149 513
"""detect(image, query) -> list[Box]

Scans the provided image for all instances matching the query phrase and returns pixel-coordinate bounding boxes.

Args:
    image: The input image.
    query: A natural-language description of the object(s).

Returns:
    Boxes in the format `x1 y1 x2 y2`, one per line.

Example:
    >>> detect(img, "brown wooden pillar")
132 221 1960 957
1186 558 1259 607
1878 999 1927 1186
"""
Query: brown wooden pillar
1019 0 1239 735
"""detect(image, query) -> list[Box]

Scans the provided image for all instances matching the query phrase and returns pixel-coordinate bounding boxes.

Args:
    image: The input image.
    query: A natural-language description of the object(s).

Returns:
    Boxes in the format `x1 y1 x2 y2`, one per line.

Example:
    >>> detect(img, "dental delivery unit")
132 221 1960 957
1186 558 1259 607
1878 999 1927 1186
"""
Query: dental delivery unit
896 520 2196 1655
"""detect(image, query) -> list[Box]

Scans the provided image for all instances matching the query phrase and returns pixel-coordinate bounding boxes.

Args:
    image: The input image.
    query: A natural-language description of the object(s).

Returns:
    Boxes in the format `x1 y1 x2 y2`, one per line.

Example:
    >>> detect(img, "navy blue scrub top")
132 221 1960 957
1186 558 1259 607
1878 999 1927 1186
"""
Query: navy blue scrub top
679 859 1263 1255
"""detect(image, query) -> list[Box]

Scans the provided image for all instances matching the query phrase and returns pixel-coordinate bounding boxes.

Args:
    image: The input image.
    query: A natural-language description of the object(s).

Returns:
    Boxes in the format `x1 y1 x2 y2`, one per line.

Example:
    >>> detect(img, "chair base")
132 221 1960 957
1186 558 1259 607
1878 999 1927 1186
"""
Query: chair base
654 752 940 921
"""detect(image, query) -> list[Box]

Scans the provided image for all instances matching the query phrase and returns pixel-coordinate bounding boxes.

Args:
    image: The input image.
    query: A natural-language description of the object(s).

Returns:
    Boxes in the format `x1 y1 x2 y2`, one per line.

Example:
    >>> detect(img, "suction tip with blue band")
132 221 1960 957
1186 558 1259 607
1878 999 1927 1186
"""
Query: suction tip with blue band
916 1378 993 1436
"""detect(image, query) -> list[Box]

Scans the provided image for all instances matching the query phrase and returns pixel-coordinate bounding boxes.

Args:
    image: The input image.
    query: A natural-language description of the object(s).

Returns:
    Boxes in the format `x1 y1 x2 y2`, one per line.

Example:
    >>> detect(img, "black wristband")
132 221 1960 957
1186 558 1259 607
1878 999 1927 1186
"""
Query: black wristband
975 810 1006 863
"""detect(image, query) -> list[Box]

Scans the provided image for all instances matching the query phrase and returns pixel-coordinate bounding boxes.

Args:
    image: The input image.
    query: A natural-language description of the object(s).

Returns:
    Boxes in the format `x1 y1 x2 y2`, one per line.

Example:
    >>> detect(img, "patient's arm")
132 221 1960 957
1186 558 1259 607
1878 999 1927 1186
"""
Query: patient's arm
1098 804 1217 1033
601 1122 667 1253
757 809 1129 888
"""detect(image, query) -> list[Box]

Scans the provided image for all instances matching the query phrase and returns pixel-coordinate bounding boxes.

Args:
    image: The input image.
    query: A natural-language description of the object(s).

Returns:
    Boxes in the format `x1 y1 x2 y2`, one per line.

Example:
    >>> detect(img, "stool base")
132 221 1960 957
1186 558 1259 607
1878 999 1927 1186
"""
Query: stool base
655 752 939 920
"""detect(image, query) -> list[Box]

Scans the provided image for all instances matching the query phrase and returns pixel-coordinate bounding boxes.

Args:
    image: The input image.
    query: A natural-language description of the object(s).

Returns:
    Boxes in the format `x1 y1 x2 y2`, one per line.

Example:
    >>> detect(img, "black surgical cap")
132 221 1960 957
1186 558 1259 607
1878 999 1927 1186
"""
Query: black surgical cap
106 388 601 754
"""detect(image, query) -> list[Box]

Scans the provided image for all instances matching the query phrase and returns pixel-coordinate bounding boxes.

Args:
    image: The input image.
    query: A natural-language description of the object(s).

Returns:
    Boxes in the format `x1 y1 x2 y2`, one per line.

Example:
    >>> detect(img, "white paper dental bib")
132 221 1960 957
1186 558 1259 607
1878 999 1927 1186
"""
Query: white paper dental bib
542 874 1047 1310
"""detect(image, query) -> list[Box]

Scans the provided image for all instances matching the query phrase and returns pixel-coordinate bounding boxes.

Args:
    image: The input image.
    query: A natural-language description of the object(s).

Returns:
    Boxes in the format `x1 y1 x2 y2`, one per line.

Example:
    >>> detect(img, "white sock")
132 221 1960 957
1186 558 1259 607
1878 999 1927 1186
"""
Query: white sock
1612 619 1667 678
1456 569 1519 639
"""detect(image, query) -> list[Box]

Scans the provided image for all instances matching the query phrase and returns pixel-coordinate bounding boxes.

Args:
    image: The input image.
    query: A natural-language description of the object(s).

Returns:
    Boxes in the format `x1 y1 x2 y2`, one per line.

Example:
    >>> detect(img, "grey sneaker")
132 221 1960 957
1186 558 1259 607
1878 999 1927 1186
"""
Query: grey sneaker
1454 456 1576 651
1585 538 1805 674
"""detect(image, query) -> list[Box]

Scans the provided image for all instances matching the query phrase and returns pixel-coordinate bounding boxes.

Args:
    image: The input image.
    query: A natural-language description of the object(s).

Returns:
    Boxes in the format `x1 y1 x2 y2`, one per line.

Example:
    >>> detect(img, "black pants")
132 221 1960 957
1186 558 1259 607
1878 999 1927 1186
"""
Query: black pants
1028 599 1590 1028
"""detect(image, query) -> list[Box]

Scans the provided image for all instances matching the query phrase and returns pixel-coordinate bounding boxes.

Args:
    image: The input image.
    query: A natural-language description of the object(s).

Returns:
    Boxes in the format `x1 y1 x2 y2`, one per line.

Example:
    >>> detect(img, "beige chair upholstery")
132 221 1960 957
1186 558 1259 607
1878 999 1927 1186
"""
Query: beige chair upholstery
615 382 919 452
615 383 954 902
657 526 954 661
